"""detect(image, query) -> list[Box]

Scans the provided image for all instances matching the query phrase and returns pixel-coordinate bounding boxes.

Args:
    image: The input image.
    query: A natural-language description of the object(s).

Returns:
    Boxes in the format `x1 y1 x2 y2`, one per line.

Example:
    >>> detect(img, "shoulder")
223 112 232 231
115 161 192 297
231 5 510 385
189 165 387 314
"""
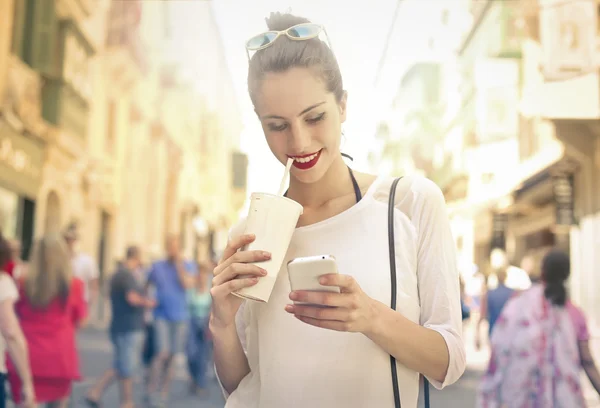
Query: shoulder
566 301 587 322
372 174 446 217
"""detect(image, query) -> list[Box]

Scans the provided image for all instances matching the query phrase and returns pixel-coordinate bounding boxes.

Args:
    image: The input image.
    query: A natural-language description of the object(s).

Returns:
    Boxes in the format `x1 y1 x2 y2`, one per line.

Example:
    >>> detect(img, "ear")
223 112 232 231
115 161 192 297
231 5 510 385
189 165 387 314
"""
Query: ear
339 91 348 123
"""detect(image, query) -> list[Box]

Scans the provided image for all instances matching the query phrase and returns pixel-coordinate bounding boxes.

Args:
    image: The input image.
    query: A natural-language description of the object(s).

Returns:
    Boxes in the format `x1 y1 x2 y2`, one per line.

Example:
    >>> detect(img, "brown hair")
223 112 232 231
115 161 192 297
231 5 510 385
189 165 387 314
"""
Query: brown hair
25 234 72 308
541 249 570 307
247 12 345 107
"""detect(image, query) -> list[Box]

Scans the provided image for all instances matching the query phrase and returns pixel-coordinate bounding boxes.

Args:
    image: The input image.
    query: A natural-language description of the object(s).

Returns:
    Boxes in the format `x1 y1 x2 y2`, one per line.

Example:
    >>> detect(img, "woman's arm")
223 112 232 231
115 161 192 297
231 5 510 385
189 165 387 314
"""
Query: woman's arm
210 319 250 395
365 302 451 383
0 298 34 395
384 178 465 387
579 340 600 395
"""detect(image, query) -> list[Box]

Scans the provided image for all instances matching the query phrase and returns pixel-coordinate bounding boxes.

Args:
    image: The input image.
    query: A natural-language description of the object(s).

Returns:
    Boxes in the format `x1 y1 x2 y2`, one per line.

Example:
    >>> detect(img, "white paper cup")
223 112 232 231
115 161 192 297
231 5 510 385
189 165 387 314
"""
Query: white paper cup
233 192 303 303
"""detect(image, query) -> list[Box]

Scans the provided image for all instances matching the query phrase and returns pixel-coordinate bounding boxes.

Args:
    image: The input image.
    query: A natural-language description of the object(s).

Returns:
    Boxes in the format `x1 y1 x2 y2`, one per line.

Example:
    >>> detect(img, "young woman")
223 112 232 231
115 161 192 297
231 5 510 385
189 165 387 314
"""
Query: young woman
209 12 465 408
7 234 87 408
0 234 35 408
477 249 600 407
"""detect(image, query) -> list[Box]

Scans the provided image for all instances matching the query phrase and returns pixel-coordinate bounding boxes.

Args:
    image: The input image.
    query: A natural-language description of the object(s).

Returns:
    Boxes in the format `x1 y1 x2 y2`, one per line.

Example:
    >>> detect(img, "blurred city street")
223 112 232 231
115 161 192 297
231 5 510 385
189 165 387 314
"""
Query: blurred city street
69 325 484 408
2 0 600 406
71 327 225 408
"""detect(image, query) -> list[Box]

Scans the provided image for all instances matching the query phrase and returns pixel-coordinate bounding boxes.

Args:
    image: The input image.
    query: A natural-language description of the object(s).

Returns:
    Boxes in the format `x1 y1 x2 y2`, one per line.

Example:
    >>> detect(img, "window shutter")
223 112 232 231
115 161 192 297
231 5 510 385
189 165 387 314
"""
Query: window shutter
10 0 27 58
30 0 59 77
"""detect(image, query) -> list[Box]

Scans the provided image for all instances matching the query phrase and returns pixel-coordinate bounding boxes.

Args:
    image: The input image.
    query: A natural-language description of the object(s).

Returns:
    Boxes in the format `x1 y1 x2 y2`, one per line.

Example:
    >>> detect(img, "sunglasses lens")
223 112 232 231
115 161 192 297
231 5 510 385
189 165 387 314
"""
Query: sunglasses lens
246 32 278 50
287 24 321 39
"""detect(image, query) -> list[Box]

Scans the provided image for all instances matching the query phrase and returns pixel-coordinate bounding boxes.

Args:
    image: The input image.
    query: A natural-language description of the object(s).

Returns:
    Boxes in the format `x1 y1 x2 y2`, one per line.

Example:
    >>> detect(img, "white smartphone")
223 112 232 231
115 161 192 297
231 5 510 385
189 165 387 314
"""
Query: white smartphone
287 255 340 305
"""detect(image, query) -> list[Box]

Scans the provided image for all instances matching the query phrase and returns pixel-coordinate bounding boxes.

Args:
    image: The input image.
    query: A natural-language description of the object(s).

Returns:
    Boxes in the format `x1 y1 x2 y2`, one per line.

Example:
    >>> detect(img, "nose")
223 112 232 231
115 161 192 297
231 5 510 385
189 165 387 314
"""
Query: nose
287 122 311 155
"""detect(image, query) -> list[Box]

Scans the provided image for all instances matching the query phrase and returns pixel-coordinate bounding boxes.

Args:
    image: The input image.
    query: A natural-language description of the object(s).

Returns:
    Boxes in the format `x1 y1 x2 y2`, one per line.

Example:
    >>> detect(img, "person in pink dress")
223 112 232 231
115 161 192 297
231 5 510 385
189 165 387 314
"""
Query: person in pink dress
477 249 600 407
7 233 87 408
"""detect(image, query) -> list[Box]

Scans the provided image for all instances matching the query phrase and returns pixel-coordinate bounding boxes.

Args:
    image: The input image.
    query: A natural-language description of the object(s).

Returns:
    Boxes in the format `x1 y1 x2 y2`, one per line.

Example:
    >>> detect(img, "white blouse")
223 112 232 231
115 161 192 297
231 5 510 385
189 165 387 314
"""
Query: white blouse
0 272 19 373
221 175 466 408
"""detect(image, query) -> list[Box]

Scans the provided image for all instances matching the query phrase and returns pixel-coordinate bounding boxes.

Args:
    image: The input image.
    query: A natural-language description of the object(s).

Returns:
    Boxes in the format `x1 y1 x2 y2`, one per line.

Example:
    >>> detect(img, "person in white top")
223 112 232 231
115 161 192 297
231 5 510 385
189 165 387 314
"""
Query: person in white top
64 224 99 305
209 12 466 408
0 235 35 408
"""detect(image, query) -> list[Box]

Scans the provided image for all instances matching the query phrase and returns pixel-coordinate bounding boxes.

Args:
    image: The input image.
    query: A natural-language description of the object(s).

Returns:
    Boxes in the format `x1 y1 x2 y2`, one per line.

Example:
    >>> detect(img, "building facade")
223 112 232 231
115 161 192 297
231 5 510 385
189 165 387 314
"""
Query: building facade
0 0 246 324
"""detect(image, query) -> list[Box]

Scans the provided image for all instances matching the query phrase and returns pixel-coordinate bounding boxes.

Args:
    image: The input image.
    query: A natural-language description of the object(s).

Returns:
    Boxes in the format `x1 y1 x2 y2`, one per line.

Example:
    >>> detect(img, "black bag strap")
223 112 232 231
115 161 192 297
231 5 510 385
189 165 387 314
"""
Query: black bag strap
388 177 431 408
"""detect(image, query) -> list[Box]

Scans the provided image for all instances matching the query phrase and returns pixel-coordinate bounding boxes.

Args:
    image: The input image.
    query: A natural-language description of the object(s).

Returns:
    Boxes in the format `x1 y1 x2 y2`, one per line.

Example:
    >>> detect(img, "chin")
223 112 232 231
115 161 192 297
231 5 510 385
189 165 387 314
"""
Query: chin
289 154 331 184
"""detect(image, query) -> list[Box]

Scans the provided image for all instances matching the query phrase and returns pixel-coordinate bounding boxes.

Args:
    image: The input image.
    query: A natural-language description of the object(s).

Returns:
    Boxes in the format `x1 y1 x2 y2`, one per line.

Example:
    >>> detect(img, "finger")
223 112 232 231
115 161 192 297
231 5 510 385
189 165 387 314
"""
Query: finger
294 315 351 332
289 291 355 308
213 263 267 286
220 234 256 264
318 274 357 293
285 304 349 322
214 249 271 276
210 277 259 298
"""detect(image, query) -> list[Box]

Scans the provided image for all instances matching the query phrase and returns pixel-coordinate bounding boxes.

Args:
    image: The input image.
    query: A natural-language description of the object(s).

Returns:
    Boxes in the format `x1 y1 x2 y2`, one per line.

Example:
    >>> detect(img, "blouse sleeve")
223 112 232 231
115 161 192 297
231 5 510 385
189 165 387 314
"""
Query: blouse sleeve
410 177 466 389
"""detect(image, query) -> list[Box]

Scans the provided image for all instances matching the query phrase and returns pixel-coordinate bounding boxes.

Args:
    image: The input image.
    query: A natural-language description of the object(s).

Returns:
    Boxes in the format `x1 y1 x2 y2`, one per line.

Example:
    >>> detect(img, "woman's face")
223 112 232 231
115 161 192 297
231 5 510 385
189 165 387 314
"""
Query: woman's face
254 67 347 184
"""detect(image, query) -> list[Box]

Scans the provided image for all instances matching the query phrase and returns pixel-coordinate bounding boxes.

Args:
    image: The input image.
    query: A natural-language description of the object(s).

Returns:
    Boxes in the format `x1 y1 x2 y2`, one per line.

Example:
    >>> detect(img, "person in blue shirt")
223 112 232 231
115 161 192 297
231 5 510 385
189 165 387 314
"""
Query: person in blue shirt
475 267 515 350
145 235 196 406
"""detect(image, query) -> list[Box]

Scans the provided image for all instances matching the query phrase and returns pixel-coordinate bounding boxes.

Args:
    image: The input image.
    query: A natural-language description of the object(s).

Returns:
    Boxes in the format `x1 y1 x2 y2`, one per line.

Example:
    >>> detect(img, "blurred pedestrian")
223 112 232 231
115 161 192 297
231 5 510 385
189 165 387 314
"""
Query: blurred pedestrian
0 234 35 408
477 249 600 407
85 246 155 408
6 234 87 408
520 254 540 284
185 260 213 396
475 267 514 350
145 235 196 407
64 223 99 310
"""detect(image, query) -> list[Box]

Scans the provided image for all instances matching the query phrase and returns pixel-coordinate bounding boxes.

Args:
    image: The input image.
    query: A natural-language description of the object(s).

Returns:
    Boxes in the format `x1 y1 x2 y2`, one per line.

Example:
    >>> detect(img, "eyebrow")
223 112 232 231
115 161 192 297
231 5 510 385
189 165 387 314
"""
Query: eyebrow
262 101 326 120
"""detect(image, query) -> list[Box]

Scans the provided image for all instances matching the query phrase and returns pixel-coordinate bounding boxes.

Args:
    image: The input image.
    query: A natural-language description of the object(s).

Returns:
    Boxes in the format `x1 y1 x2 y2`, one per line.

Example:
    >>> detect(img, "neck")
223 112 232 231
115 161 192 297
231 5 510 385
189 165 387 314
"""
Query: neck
125 260 137 271
287 154 352 208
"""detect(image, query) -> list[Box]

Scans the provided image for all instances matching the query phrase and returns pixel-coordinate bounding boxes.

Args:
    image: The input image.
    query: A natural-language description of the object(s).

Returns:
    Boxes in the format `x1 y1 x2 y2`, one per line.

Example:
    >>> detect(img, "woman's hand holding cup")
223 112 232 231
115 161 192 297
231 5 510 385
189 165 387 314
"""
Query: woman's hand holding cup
210 233 271 330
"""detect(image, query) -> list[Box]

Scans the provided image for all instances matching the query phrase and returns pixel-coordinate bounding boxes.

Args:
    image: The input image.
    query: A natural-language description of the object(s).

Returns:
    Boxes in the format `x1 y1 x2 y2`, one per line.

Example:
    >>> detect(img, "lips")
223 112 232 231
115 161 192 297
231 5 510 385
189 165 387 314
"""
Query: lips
289 149 322 170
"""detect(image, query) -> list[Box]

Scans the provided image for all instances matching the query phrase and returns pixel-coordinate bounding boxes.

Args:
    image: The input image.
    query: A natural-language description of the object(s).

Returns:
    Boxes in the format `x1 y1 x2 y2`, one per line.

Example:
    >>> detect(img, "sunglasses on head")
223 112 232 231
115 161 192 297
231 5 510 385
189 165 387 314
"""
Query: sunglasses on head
245 23 333 60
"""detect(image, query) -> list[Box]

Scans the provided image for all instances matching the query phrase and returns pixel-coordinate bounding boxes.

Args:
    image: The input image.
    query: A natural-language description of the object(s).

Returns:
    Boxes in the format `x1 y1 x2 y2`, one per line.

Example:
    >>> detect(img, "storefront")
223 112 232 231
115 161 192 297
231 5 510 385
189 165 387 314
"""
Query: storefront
0 118 44 259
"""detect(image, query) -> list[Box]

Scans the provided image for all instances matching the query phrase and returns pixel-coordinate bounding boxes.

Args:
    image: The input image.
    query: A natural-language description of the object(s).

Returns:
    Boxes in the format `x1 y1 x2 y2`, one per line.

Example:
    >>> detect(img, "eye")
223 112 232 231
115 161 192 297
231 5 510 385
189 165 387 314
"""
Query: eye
306 112 326 124
267 123 288 132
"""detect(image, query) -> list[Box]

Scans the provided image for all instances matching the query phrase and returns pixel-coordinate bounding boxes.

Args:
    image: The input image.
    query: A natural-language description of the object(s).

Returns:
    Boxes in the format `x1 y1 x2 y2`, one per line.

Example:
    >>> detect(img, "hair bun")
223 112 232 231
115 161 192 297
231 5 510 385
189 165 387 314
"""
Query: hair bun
265 12 311 31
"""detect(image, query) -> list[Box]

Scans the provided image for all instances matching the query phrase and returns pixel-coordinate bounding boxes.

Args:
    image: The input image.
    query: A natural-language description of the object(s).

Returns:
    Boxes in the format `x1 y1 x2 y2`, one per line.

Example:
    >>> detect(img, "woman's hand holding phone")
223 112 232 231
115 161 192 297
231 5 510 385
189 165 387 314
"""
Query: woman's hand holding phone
285 257 378 334
210 234 271 330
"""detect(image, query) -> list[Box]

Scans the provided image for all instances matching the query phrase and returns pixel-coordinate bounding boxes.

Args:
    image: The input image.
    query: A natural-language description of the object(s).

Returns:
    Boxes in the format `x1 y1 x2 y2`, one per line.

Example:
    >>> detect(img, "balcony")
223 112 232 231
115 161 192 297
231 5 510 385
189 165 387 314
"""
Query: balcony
519 0 600 120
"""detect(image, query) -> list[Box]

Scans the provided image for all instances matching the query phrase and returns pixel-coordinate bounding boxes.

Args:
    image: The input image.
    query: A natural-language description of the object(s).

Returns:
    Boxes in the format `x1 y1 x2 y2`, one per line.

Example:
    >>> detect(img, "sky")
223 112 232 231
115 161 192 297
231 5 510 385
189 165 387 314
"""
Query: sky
212 0 399 195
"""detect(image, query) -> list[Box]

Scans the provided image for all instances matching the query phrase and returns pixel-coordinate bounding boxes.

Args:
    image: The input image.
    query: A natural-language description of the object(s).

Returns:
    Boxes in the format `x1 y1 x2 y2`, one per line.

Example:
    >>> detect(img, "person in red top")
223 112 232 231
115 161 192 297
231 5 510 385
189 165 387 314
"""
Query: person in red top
7 233 87 408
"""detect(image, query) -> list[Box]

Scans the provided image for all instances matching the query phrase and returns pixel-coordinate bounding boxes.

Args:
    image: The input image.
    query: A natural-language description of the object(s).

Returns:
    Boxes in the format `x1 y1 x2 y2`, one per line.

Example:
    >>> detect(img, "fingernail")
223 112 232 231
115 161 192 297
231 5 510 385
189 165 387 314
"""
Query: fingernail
261 269 268 276
248 234 256 239
263 251 271 259
284 305 294 312
319 277 327 284
251 277 259 283
289 292 298 300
